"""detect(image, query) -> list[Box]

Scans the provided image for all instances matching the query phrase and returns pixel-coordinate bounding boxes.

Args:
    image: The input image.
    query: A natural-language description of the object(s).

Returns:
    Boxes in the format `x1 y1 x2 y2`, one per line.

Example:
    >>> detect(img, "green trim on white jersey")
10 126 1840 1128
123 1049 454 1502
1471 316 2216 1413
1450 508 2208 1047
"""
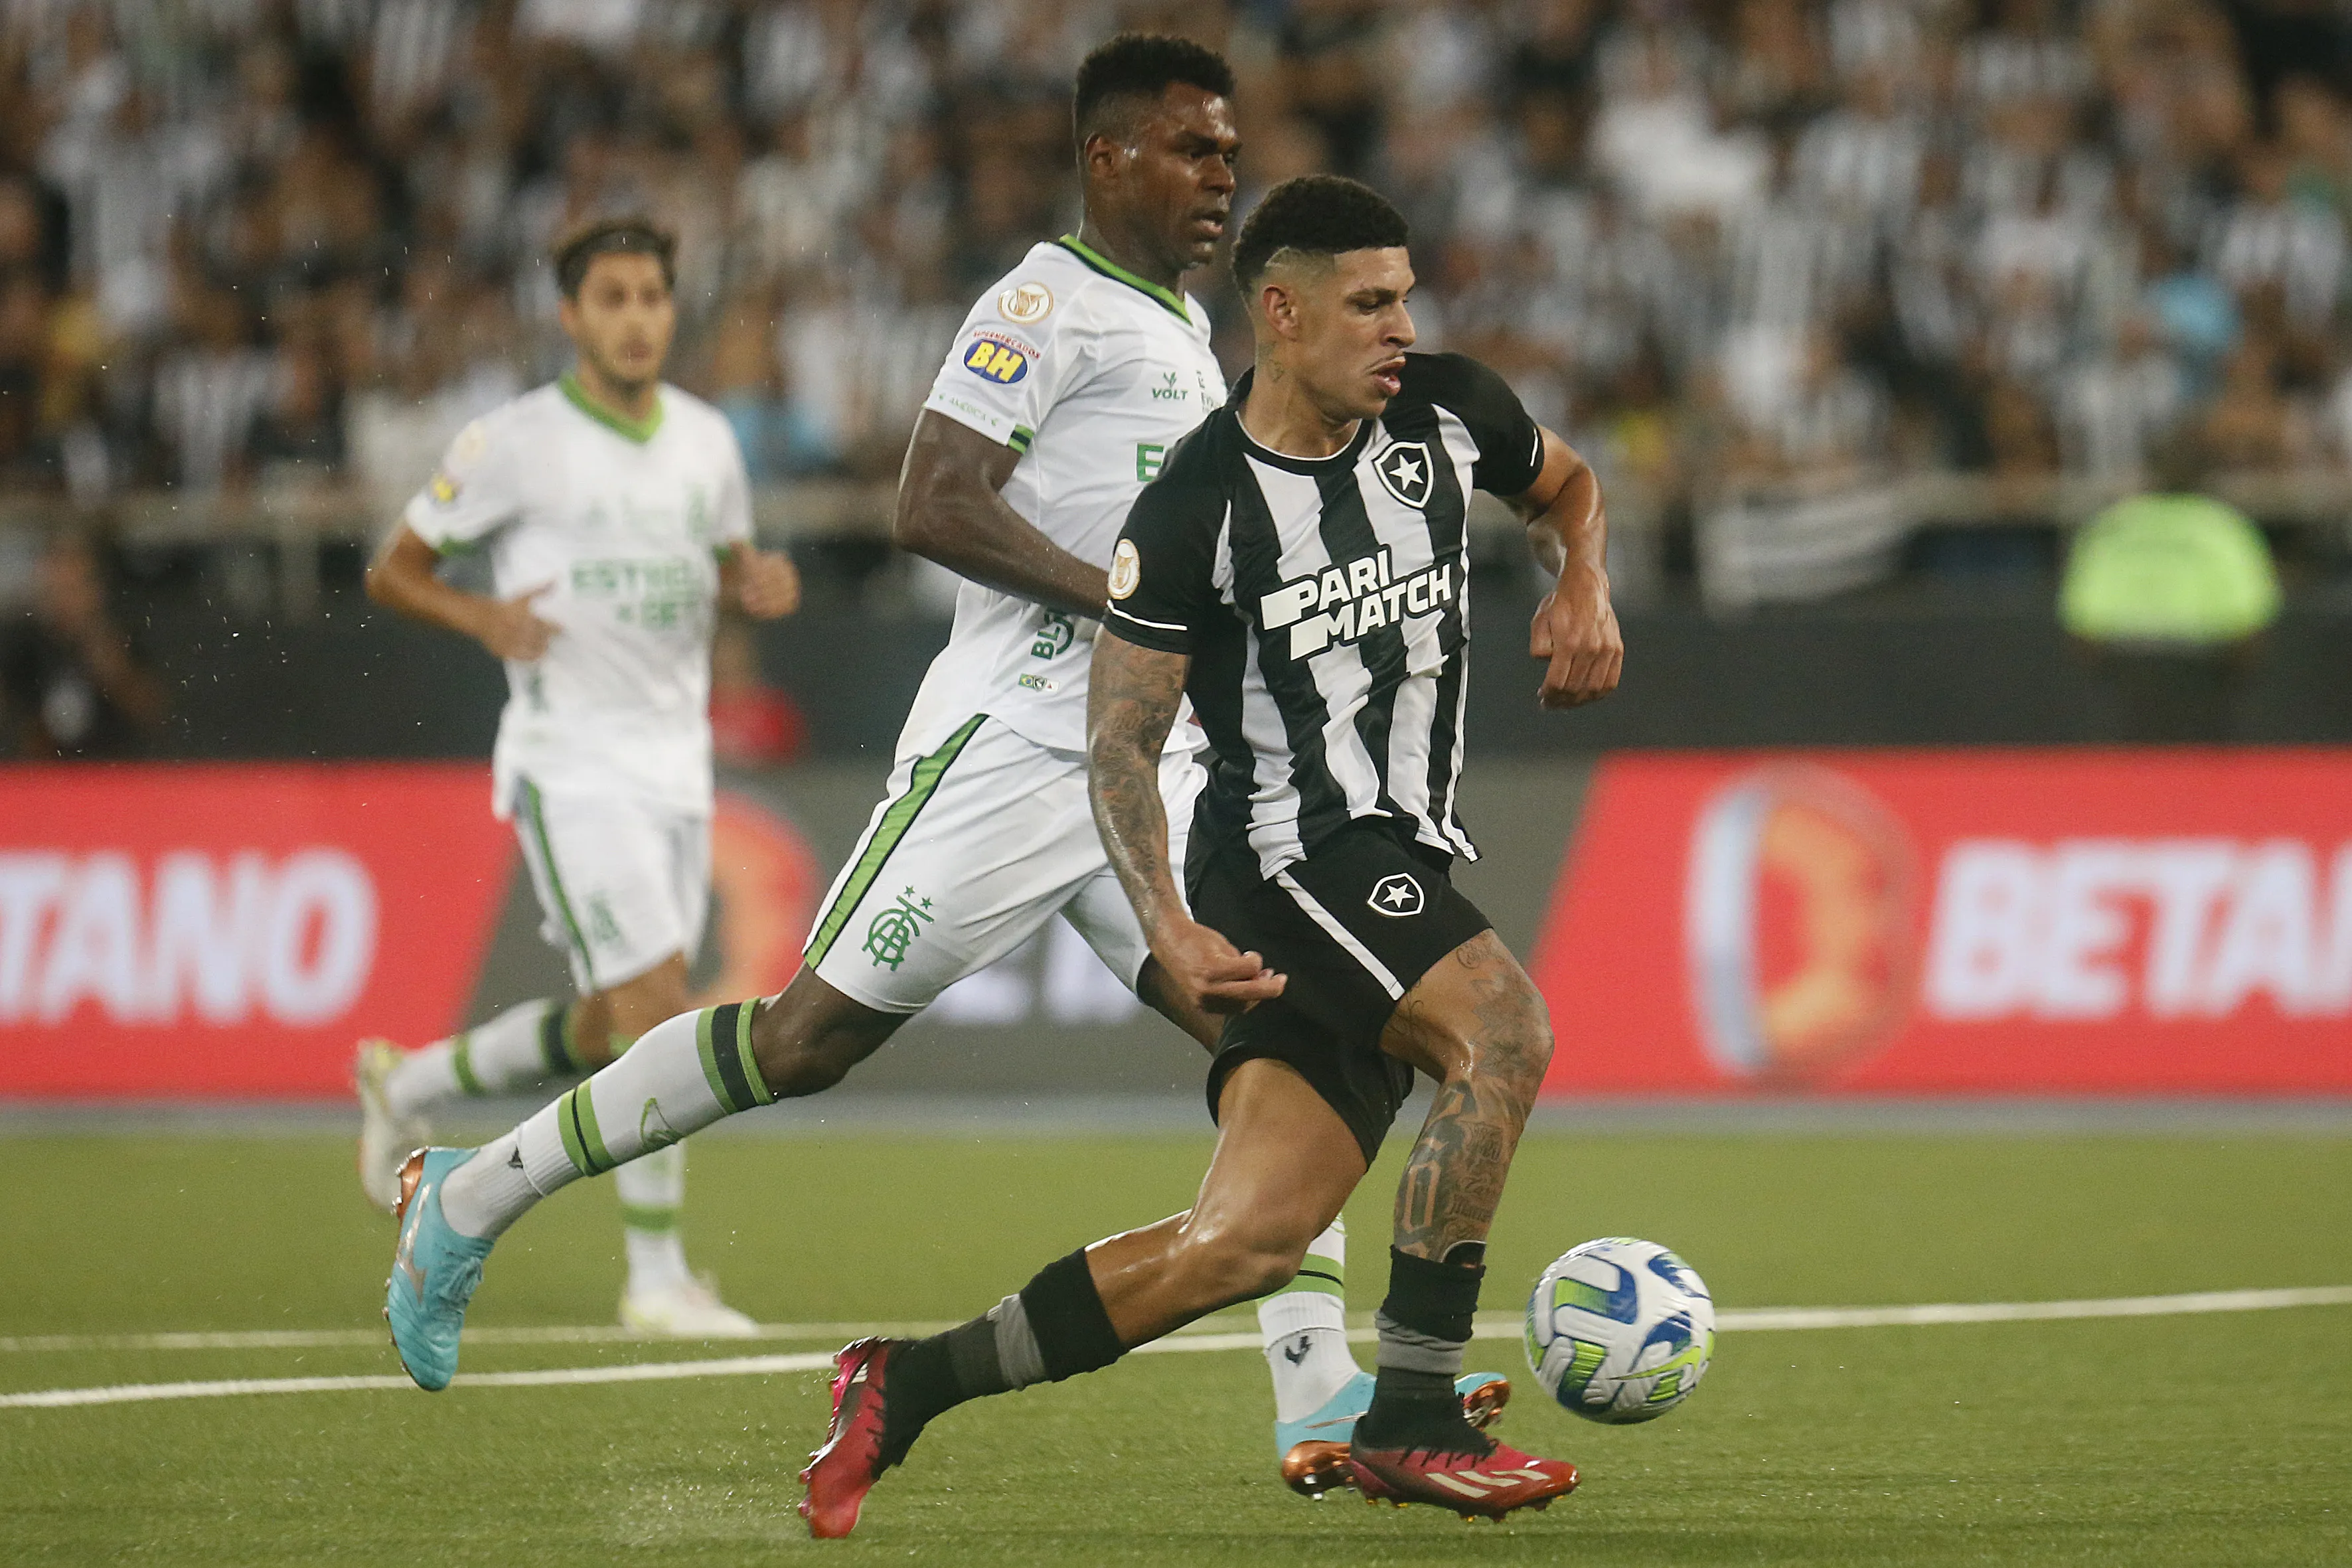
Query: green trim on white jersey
559 371 665 444
1055 235 1190 323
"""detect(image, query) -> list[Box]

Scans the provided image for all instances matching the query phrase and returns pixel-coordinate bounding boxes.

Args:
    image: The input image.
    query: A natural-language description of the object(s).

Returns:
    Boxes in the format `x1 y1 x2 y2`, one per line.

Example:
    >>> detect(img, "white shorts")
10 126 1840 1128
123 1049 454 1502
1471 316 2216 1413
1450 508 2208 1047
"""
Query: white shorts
512 778 710 994
803 714 1202 1014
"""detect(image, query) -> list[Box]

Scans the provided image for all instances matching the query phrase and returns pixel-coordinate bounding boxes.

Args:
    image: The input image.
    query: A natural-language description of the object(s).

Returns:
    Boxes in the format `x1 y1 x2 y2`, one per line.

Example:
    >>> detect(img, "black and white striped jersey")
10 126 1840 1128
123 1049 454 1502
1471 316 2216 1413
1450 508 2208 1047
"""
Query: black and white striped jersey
1104 352 1545 878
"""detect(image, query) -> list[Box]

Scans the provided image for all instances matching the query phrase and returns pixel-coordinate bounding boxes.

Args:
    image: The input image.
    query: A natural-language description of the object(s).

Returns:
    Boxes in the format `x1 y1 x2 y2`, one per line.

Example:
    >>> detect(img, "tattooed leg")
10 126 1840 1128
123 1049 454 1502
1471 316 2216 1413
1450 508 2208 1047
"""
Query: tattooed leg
1351 929 1555 1452
1379 930 1555 1262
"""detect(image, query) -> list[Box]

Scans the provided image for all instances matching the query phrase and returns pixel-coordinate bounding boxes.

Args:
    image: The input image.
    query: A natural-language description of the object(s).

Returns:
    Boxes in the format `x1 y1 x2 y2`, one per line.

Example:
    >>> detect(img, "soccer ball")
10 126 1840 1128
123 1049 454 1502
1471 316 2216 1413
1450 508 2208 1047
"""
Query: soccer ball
1524 1237 1714 1424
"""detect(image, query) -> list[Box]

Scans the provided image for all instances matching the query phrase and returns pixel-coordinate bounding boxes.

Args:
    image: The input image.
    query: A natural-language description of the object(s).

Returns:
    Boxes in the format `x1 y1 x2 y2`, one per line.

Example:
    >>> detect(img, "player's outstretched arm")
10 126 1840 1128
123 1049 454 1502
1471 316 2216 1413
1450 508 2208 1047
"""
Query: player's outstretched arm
894 412 1112 619
1087 630 1284 1015
1514 428 1623 710
365 524 560 662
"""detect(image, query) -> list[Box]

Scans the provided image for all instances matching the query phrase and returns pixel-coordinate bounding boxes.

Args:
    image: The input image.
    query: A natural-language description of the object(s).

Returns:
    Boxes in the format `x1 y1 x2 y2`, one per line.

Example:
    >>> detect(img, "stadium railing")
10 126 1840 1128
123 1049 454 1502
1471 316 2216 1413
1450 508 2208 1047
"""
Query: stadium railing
2 469 2347 617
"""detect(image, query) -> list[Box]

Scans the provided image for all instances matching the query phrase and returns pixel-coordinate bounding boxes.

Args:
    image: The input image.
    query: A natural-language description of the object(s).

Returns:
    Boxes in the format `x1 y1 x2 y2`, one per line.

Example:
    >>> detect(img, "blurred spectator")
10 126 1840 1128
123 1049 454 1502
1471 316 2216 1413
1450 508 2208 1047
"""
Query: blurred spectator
1721 325 1890 486
2056 311 2181 479
2201 333 2308 469
0 268 45 482
708 290 830 480
152 284 273 493
2207 139 2345 331
0 530 166 759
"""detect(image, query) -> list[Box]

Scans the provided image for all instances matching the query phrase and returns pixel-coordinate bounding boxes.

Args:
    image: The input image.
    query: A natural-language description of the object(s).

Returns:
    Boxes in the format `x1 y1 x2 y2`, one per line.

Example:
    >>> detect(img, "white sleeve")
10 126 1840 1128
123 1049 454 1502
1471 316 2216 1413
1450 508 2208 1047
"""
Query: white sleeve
919 281 1087 456
403 412 524 552
711 419 754 548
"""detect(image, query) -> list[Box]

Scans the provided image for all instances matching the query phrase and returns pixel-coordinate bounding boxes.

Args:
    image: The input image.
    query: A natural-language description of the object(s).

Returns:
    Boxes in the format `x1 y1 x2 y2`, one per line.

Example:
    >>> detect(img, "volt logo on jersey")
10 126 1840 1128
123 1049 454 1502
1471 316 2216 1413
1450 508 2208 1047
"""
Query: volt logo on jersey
1368 873 1425 917
1374 441 1434 509
960 330 1034 385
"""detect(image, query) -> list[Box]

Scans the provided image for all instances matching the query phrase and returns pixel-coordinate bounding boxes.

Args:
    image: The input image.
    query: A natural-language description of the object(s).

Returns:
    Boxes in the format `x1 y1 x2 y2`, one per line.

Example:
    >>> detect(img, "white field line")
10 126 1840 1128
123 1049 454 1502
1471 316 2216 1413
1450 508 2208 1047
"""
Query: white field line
12 1285 2352 1357
1709 1285 2352 1331
5 1285 2349 1411
0 1333 1275 1410
0 1314 1256 1355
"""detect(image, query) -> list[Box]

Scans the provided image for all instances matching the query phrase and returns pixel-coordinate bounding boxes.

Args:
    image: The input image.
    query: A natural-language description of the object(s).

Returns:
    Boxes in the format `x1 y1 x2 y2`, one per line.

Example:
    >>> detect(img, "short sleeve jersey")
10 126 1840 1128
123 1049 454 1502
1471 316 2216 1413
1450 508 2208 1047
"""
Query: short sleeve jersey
1105 353 1545 877
906 237 1227 755
404 377 752 817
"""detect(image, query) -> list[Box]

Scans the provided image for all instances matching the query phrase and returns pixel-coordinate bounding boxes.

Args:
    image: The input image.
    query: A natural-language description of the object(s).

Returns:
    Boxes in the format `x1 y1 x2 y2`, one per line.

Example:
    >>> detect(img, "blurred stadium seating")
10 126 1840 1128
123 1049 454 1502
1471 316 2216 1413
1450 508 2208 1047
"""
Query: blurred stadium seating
3 0 2352 690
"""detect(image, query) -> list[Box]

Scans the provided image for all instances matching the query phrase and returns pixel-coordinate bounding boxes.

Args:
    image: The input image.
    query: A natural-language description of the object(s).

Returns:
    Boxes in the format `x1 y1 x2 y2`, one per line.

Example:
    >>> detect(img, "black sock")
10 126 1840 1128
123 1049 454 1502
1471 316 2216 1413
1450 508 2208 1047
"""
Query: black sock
877 1247 1127 1466
1357 1247 1491 1453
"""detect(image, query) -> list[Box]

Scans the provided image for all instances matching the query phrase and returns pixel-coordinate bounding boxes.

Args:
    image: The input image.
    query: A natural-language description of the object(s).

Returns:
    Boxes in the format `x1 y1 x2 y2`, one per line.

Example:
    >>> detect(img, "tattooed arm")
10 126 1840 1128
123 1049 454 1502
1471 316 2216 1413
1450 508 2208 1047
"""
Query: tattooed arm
1087 631 1285 1014
1511 428 1622 711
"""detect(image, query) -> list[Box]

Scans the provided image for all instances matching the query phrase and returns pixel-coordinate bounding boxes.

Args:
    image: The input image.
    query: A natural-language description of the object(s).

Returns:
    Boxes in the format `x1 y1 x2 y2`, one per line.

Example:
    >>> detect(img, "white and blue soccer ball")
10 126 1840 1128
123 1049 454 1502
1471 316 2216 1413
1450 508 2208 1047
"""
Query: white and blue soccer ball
1524 1237 1714 1424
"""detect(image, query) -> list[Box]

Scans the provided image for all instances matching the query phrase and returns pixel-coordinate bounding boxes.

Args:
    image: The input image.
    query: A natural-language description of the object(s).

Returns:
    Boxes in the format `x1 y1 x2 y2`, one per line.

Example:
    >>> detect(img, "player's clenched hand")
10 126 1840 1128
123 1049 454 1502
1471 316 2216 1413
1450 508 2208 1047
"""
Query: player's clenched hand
1530 564 1622 710
475 582 560 662
1152 915 1286 1016
728 542 801 619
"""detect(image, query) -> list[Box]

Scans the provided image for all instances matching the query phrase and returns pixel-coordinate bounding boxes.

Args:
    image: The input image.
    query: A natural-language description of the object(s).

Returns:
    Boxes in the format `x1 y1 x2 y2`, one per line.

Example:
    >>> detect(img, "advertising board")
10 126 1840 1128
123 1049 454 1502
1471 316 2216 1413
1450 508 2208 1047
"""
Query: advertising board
0 765 512 1095
1532 749 2352 1094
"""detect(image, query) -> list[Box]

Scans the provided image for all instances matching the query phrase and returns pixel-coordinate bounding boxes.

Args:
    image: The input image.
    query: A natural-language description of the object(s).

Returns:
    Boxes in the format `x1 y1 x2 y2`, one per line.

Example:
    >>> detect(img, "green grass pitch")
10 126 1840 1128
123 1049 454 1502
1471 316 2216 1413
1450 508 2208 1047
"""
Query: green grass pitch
2 1129 2348 1566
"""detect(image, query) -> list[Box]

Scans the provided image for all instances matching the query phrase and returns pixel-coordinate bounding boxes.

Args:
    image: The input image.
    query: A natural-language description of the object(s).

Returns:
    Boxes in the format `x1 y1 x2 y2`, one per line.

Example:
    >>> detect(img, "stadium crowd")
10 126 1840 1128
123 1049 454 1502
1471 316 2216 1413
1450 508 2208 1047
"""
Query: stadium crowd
1 0 2351 537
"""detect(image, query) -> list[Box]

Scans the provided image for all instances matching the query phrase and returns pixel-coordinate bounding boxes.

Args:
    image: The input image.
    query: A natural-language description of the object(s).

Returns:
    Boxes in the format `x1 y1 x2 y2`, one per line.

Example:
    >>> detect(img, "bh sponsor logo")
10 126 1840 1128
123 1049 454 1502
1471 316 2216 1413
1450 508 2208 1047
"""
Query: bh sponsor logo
959 329 1032 385
1685 766 1918 1084
0 849 378 1027
1924 838 2352 1022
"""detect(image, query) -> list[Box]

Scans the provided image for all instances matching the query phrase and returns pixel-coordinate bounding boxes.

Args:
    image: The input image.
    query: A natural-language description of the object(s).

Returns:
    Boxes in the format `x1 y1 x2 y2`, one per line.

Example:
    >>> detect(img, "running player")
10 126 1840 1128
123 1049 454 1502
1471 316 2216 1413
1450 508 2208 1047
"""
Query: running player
795 173 1622 1534
377 36 1502 1481
358 216 801 1336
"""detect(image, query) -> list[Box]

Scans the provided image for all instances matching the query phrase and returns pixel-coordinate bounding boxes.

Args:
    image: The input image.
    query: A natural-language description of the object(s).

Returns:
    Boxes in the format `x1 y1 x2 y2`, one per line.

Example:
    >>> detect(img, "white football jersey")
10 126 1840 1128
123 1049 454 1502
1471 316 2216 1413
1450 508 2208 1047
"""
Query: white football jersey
910 237 1227 755
404 376 752 817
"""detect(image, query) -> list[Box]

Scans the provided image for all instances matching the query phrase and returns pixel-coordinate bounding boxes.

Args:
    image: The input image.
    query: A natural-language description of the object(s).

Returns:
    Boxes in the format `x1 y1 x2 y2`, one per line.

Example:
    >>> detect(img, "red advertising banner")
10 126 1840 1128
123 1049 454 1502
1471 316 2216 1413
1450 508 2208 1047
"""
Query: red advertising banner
0 765 513 1097
1531 749 2352 1095
694 789 826 1008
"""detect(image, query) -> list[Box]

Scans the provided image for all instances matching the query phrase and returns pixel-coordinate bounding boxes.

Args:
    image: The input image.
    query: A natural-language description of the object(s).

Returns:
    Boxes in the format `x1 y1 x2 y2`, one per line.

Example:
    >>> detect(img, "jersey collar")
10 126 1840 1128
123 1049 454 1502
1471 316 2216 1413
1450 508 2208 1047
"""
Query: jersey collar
1227 368 1377 474
1054 234 1191 324
559 372 665 444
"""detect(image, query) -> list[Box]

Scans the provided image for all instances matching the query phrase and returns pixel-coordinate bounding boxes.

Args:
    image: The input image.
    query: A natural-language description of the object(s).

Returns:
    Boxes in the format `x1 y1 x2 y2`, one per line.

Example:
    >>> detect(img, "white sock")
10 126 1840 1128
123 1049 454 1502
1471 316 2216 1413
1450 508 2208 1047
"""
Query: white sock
387 997 573 1117
617 1142 691 1295
439 1000 771 1239
1261 1217 1363 1423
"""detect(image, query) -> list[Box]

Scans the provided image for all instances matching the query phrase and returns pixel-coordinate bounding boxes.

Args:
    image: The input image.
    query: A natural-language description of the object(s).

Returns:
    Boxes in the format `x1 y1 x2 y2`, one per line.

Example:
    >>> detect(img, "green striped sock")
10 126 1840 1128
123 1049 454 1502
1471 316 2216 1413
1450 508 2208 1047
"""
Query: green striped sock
617 1143 689 1292
516 1002 769 1192
386 997 564 1117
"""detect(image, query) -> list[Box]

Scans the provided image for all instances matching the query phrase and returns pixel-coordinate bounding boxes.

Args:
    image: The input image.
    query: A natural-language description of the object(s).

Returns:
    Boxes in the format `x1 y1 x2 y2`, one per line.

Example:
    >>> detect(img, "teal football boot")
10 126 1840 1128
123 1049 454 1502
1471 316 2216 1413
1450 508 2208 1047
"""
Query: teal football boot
1277 1369 1511 1496
384 1148 494 1391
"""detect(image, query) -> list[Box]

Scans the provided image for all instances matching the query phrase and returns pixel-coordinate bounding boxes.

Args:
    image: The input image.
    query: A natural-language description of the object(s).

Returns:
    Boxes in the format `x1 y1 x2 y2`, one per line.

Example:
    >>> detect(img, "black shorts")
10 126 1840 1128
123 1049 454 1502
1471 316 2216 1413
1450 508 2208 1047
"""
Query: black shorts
1190 823 1494 1166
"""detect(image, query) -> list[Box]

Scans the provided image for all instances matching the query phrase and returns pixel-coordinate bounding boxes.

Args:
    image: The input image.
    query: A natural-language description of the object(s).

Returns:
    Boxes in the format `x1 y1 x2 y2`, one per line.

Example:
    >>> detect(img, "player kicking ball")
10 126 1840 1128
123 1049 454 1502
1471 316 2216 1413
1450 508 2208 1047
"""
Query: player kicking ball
360 216 801 1336
378 37 1501 1483
796 173 1623 1533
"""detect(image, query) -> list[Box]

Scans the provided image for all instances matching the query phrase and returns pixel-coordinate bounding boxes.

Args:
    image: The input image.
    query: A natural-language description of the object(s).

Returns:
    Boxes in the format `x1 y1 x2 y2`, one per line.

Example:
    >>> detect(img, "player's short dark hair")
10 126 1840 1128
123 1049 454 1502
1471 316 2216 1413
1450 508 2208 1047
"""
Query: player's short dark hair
1072 33 1235 144
554 215 676 298
1231 175 1410 293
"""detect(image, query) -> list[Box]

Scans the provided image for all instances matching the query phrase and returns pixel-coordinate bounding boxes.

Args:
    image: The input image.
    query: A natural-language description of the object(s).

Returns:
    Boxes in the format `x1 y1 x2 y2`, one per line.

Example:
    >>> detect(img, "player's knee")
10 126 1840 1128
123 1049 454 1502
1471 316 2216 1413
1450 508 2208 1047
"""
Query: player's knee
754 1026 857 1096
1464 975 1553 1099
747 990 895 1097
1177 1212 1320 1304
1206 1237 1304 1304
